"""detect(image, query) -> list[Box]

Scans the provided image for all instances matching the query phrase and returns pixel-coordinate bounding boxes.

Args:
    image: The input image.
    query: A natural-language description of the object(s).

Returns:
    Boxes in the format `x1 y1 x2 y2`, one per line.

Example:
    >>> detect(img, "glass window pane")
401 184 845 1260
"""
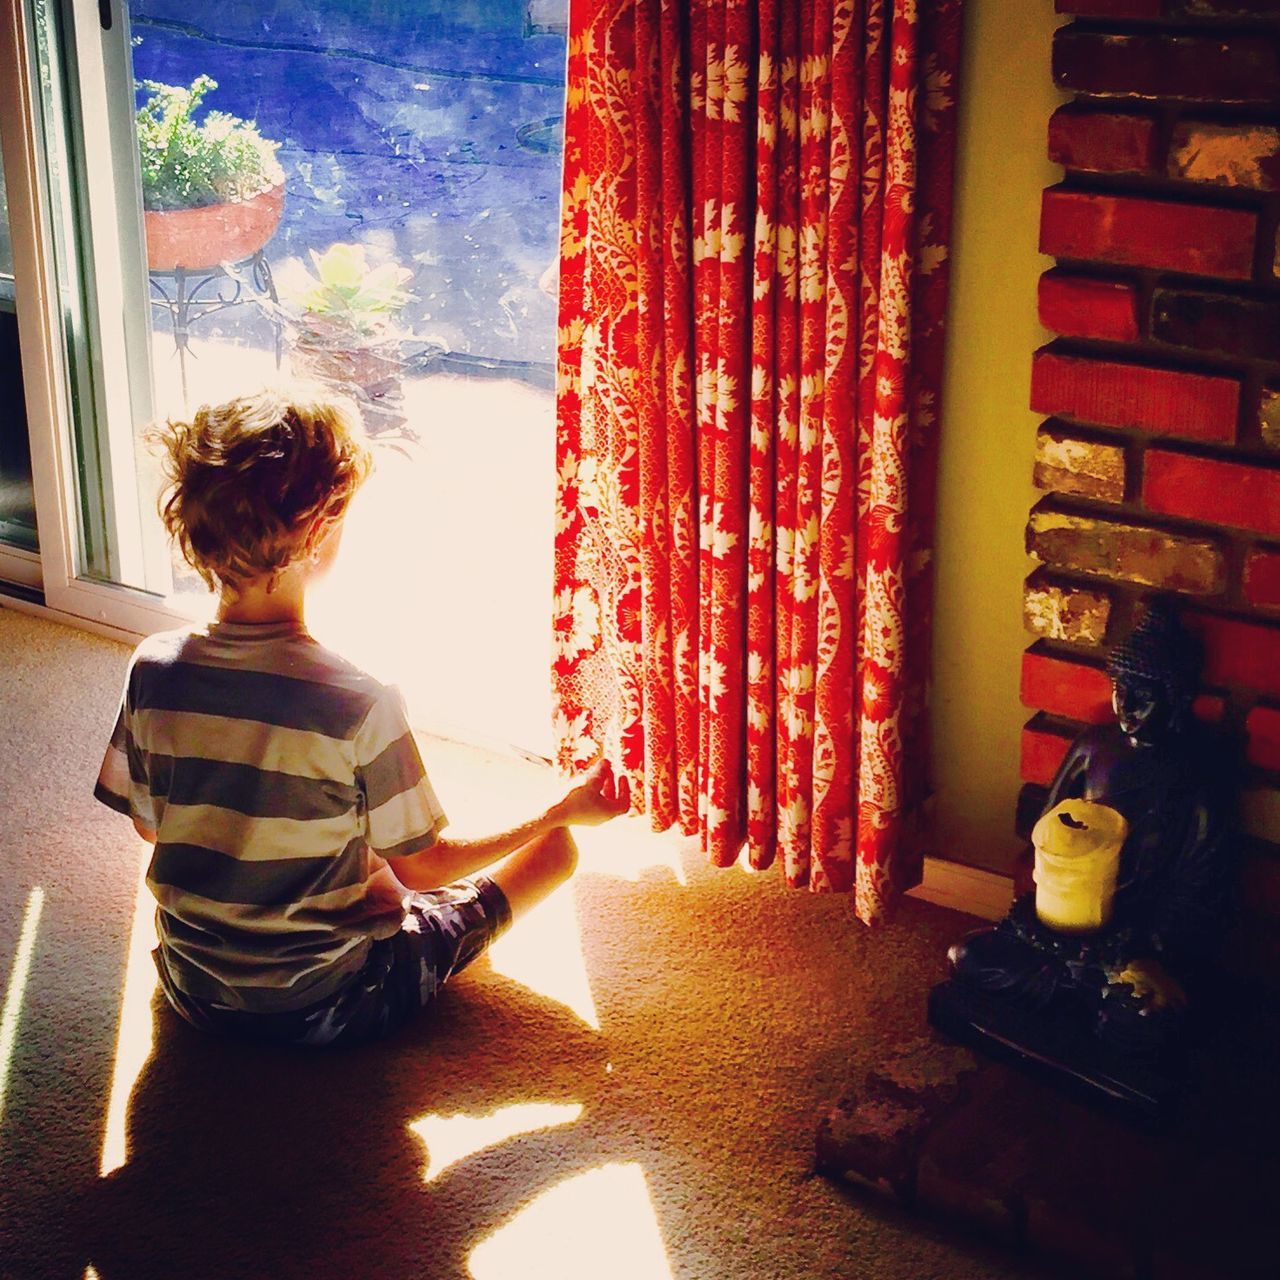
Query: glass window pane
57 2 568 750
0 160 13 280
0 167 37 548
0 146 34 553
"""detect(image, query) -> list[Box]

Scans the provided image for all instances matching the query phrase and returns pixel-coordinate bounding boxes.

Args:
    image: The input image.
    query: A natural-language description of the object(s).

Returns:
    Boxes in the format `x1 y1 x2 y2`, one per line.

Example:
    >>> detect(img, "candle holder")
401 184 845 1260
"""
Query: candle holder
1032 800 1127 935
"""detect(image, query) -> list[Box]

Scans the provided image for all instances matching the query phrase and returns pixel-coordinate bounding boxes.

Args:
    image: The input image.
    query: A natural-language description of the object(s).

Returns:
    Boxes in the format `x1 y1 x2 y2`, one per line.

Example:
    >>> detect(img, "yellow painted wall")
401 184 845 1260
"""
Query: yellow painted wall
930 0 1068 874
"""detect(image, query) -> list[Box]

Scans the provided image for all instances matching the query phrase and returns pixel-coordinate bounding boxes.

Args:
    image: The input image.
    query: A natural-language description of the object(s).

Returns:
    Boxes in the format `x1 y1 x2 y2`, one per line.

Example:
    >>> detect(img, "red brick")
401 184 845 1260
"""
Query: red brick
1185 612 1280 697
1034 427 1127 501
1240 841 1280 916
815 1091 929 1203
1143 451 1280 539
1016 783 1051 842
1193 693 1226 723
1246 705 1280 771
1055 0 1163 13
1024 575 1112 644
1040 189 1257 281
1025 1195 1141 1280
1019 648 1221 729
1150 289 1280 362
1056 0 1280 11
1039 271 1140 344
822 1044 987 1213
1021 721 1075 786
1175 1 1280 13
1242 787 1280 843
1021 649 1113 724
1049 107 1159 176
1263 387 1280 450
1169 123 1280 194
1064 0 1280 13
1027 505 1226 594
915 1152 1021 1247
1031 351 1238 442
1243 548 1280 609
1053 31 1280 105
1219 914 1280 987
865 1039 980 1111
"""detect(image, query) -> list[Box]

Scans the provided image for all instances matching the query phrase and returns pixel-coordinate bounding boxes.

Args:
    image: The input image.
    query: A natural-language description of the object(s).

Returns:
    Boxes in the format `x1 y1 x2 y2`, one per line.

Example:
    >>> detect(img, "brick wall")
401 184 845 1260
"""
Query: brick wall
1023 0 1280 975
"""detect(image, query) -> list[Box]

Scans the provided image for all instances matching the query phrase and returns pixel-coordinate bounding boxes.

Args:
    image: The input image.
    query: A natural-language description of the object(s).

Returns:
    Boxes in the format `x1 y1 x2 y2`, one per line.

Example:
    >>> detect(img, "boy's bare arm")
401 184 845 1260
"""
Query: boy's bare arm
391 760 628 892
133 817 157 843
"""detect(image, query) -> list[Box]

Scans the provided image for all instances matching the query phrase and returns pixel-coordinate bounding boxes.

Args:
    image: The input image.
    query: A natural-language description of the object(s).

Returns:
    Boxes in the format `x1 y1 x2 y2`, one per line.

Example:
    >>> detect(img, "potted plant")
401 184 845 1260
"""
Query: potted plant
137 75 285 271
283 242 415 435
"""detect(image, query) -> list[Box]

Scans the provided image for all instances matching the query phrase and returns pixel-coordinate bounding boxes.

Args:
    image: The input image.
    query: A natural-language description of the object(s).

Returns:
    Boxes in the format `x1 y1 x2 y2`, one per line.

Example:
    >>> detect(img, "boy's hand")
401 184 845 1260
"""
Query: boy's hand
555 759 631 827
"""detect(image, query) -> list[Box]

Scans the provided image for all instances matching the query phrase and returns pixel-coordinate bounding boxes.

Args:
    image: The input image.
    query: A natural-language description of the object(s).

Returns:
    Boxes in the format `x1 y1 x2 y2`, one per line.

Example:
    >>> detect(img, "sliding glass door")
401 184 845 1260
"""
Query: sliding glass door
0 0 173 628
1 0 567 752
0 157 42 589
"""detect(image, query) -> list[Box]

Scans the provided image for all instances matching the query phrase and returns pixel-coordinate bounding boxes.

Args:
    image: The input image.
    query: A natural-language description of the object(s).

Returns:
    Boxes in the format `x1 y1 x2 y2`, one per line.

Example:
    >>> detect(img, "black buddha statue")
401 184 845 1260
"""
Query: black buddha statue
931 603 1237 1110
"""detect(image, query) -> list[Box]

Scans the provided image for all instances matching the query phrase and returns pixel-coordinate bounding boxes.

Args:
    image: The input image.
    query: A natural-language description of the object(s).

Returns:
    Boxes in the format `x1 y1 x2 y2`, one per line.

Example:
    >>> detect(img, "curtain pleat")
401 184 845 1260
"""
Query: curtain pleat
554 0 963 922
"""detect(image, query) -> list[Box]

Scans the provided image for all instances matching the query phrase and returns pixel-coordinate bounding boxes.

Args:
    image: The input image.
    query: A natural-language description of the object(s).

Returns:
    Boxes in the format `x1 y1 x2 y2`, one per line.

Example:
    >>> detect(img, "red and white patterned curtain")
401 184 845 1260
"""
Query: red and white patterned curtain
553 0 963 922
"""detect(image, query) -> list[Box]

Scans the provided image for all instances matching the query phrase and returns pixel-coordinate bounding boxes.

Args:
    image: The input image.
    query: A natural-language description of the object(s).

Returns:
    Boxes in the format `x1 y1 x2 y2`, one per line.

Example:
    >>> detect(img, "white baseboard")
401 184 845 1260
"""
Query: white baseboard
909 856 1014 921
0 591 137 646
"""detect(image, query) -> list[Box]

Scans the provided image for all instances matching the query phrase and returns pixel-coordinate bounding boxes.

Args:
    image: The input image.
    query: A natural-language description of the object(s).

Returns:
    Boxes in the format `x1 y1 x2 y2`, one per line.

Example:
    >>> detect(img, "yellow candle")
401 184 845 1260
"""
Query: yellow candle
1031 800 1128 935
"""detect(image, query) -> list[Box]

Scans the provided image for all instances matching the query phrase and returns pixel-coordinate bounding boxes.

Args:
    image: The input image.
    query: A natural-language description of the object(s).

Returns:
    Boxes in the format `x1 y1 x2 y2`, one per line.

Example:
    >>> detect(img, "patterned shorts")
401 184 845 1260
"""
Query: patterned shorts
155 875 513 1049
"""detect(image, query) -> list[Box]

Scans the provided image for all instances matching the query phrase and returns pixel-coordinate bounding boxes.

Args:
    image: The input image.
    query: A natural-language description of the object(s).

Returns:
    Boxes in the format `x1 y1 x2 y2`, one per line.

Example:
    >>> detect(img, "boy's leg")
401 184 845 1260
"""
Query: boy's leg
487 825 579 922
310 829 578 1047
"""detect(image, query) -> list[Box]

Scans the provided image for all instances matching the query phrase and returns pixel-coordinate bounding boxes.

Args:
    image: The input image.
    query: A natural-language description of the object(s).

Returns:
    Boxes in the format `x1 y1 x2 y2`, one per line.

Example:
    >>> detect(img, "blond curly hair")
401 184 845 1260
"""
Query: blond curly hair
149 385 372 592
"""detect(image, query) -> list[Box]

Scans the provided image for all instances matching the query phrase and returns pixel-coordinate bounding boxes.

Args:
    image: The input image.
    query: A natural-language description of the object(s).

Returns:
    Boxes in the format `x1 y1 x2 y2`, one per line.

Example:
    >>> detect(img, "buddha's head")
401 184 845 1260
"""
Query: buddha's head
1106 601 1202 747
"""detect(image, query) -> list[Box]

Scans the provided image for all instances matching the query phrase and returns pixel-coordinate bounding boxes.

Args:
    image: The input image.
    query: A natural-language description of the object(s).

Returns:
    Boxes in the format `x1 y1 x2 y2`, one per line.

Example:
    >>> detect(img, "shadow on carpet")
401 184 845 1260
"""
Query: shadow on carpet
77 971 608 1280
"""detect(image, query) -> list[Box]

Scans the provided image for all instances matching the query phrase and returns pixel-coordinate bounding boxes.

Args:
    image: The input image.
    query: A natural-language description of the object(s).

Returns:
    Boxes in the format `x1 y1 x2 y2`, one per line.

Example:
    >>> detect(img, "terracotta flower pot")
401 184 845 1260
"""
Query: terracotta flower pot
144 183 285 272
290 322 407 435
290 338 402 392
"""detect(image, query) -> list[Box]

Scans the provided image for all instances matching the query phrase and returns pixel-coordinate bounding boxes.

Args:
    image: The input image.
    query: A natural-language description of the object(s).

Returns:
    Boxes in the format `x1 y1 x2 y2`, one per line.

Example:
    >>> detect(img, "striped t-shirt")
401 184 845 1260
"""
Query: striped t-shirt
95 620 447 1013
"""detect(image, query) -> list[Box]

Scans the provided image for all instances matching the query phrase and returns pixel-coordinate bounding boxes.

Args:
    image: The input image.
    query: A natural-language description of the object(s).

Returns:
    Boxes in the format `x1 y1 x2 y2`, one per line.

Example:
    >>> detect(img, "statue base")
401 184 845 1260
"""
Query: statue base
927 978 1187 1126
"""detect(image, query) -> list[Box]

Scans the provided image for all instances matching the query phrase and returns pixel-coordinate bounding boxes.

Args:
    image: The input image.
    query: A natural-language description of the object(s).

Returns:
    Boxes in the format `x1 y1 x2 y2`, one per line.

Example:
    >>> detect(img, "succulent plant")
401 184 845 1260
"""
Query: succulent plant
287 243 414 340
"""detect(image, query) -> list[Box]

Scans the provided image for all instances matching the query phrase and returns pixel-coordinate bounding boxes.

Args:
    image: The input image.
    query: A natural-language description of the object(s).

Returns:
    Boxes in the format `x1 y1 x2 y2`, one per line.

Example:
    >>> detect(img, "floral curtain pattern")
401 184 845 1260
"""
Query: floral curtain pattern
553 0 963 922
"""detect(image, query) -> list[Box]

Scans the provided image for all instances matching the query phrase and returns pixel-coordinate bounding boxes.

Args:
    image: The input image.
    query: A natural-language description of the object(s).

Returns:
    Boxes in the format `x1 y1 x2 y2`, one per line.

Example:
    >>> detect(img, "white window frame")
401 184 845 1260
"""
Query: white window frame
0 0 181 639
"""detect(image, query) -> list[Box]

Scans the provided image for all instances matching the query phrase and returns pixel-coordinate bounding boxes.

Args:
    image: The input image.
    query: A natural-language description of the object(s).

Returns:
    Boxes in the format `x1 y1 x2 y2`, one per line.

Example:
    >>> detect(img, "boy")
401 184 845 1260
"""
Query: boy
94 386 627 1048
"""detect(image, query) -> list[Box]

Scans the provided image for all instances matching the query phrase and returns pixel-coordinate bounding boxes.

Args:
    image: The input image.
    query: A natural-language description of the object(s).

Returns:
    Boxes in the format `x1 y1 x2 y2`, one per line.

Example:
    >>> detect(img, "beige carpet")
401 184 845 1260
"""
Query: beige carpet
0 606 1037 1280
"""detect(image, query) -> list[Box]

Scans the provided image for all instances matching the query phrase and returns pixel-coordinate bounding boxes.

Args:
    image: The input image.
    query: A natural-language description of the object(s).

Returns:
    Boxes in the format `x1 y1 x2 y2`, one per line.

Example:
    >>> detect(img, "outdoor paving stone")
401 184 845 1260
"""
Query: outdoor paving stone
131 2 566 366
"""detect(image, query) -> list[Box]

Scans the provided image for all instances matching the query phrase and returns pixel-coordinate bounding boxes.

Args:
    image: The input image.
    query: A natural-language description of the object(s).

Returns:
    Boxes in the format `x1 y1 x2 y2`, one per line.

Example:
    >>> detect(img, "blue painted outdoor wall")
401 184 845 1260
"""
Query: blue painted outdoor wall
131 1 567 368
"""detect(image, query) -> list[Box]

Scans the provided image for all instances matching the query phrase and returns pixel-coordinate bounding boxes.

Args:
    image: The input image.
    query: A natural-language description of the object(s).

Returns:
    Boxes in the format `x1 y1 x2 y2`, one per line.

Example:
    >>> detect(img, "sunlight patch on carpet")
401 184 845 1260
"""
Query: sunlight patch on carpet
483 814 692 1030
486 883 600 1029
0 886 44 1135
575 816 689 888
468 1162 674 1280
100 849 159 1175
410 1101 583 1183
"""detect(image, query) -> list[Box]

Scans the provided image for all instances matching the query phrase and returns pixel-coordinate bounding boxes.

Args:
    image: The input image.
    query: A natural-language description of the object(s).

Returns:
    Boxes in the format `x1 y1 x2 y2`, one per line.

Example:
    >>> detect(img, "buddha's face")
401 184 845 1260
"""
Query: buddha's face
1112 675 1173 746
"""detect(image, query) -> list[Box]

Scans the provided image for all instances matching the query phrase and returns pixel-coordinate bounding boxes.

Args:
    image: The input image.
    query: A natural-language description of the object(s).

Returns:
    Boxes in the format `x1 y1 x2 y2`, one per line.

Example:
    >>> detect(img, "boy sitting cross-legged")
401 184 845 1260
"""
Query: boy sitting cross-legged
95 385 627 1048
